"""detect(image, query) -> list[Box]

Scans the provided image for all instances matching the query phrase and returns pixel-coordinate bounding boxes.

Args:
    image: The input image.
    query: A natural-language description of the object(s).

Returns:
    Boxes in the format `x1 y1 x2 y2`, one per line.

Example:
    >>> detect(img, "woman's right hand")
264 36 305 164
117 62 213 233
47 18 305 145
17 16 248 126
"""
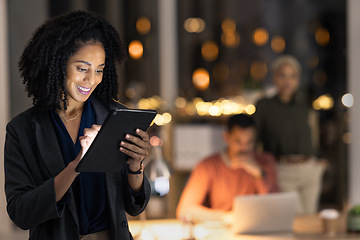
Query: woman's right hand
75 124 101 163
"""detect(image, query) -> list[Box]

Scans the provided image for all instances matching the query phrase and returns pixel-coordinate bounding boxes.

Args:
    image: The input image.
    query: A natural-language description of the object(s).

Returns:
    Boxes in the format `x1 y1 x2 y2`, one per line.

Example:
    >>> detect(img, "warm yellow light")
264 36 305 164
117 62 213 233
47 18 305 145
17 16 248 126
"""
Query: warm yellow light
154 114 165 126
193 97 204 105
162 112 172 124
129 40 143 59
222 18 236 34
221 32 240 48
175 97 187 108
252 28 269 46
184 18 206 33
201 41 219 62
209 105 221 116
271 35 285 53
312 94 334 110
185 103 196 115
245 104 256 115
250 61 268 81
192 68 210 90
138 98 149 109
315 27 330 46
136 17 151 35
342 93 354 108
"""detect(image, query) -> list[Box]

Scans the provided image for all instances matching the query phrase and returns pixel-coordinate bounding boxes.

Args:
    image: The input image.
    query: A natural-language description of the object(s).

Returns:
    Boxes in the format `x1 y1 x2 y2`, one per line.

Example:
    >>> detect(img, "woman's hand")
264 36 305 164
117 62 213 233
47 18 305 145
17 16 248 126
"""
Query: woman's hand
120 129 150 171
77 124 101 160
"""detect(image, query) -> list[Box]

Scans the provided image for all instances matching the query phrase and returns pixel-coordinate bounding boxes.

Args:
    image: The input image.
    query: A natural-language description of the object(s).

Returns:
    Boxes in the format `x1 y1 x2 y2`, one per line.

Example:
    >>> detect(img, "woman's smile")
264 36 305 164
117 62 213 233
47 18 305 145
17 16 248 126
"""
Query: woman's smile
76 84 92 95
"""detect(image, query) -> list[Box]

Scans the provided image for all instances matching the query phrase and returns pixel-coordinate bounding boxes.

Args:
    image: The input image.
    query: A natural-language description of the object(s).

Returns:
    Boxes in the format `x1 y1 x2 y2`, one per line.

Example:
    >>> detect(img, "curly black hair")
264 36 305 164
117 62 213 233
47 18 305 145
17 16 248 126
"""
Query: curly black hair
19 10 127 111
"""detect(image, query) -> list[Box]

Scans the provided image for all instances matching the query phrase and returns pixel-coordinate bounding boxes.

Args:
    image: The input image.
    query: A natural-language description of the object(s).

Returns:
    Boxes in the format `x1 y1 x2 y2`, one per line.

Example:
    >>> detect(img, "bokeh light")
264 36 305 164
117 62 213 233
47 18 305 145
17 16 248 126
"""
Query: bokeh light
315 27 330 46
136 16 151 35
175 97 187 109
252 28 269 46
245 104 256 115
271 35 285 53
221 32 240 48
129 40 143 59
342 93 354 108
192 68 210 90
184 18 206 33
312 94 334 110
222 18 236 34
201 41 219 62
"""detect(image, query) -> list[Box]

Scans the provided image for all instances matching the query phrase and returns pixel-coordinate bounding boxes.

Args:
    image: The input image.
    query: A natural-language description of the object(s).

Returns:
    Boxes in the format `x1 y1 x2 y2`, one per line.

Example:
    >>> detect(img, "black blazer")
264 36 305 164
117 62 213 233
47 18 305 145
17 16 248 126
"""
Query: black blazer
4 97 151 240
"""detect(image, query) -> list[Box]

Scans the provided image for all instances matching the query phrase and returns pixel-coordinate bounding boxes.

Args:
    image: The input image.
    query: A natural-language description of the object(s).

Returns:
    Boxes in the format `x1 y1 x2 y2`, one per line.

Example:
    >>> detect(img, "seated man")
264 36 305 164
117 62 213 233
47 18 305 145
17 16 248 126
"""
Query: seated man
176 114 278 221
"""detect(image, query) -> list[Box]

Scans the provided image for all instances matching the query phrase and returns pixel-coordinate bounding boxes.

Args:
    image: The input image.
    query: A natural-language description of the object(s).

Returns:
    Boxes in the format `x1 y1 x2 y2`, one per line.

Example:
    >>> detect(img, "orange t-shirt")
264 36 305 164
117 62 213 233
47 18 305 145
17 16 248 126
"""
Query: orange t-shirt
177 152 278 212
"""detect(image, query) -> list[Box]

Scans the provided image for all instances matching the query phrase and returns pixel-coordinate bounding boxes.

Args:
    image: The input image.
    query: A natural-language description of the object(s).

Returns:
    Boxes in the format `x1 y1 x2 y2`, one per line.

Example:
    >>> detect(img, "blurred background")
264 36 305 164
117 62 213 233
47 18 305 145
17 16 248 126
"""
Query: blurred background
1 0 360 237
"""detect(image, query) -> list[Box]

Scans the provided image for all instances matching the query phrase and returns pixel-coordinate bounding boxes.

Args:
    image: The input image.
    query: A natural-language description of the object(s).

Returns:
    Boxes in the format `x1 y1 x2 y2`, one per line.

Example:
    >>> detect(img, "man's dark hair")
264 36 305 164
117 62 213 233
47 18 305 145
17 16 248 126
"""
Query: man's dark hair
19 10 127 111
227 114 255 132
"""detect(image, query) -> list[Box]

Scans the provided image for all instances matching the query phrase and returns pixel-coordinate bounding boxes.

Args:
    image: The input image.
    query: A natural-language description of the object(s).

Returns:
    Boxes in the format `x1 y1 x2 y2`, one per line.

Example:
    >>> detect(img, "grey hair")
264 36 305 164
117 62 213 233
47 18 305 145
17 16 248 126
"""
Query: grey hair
271 55 302 76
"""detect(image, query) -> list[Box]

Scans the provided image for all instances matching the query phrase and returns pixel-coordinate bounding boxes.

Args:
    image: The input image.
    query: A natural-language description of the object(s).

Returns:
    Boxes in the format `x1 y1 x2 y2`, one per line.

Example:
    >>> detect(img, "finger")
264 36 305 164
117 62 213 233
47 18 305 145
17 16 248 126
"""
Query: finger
125 134 150 150
120 141 148 157
91 124 101 132
79 135 92 147
83 128 98 138
120 147 144 162
135 129 149 142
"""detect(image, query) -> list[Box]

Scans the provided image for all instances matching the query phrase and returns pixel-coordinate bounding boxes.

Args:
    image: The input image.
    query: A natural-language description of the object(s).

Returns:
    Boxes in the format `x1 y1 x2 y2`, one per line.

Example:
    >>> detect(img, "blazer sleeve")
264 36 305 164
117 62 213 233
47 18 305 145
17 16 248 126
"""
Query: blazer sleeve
4 122 62 230
122 170 151 216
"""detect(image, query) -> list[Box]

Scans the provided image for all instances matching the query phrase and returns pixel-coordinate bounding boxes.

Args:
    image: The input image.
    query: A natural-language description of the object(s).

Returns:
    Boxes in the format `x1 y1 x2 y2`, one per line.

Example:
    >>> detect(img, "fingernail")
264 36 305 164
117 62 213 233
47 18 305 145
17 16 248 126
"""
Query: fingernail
136 129 140 133
126 134 130 139
121 141 125 146
120 147 124 151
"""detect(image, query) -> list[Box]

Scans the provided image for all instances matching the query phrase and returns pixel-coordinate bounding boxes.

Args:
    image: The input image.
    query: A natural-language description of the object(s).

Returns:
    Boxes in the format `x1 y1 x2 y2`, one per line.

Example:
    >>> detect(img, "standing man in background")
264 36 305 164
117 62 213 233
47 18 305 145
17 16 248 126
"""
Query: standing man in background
254 55 326 215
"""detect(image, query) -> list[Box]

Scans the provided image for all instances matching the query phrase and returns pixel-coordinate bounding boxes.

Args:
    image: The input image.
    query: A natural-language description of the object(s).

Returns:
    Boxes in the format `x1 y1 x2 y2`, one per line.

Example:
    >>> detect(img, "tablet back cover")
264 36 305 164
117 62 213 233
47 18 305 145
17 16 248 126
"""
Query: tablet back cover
76 109 156 172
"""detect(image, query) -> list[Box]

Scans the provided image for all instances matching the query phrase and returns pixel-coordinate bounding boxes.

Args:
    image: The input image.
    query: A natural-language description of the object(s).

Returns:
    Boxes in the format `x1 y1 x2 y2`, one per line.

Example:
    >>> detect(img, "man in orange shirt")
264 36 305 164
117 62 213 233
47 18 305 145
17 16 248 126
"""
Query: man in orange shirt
176 114 278 221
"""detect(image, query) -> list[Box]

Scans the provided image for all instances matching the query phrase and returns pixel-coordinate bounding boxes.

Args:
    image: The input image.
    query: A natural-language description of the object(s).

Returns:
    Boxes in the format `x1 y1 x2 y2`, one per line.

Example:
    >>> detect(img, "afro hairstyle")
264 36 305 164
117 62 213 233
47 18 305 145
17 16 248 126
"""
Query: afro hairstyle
18 10 127 111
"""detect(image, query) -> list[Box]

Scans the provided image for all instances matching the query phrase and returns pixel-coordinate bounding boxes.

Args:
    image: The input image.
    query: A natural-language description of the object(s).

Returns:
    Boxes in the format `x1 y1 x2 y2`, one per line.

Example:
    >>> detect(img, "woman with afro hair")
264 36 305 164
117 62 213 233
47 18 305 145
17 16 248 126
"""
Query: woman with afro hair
4 11 151 240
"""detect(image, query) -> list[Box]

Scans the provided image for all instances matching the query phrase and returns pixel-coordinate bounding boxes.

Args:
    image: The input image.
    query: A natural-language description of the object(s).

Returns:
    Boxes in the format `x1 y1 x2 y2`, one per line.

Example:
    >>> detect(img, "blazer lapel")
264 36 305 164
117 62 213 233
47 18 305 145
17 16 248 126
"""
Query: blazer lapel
33 111 65 177
32 111 79 228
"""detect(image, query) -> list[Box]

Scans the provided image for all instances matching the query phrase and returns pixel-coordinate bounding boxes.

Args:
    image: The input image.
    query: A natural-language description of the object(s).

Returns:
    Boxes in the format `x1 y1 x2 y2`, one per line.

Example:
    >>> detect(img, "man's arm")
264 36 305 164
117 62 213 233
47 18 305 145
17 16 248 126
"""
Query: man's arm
176 162 225 222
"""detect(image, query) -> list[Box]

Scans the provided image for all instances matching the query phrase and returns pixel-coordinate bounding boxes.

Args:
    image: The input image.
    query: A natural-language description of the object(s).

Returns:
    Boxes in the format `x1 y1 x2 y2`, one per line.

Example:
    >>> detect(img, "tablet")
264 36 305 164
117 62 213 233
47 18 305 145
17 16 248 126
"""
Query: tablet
75 108 157 172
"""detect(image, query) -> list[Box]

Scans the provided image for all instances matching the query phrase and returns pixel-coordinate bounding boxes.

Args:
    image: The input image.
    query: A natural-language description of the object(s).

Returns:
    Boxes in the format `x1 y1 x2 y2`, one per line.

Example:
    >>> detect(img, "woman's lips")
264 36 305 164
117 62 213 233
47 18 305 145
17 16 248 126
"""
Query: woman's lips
77 85 91 95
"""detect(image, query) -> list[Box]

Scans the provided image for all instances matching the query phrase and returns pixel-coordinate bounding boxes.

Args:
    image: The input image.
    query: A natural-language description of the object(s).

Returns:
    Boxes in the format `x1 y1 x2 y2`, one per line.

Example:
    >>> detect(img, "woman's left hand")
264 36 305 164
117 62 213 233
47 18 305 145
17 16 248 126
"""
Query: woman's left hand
120 129 151 171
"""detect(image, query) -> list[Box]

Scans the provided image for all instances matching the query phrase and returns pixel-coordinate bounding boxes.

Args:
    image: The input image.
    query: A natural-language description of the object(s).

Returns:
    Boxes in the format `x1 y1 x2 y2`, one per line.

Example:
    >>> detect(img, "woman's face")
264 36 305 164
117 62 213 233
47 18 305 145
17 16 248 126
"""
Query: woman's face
273 64 300 98
65 42 105 107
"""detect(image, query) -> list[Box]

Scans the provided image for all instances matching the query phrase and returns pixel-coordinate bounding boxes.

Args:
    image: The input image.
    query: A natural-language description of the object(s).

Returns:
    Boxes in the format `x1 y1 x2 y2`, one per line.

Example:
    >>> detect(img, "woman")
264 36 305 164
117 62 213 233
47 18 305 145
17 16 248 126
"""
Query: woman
4 11 151 239
254 55 325 215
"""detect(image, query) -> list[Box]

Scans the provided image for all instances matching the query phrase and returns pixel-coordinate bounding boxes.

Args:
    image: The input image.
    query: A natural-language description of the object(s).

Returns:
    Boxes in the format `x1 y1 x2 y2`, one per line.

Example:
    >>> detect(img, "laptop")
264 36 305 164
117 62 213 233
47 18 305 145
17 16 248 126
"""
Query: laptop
232 192 298 234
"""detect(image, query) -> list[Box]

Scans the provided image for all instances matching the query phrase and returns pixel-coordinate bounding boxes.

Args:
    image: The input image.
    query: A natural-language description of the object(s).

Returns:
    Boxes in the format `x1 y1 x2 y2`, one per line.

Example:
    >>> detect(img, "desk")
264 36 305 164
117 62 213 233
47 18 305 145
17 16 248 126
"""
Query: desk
129 215 360 240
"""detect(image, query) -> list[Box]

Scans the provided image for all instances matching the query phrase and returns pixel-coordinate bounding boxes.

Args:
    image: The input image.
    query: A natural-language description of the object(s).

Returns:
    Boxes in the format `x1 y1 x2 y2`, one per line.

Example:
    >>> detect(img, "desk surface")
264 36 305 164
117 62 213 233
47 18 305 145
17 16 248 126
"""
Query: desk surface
129 215 360 240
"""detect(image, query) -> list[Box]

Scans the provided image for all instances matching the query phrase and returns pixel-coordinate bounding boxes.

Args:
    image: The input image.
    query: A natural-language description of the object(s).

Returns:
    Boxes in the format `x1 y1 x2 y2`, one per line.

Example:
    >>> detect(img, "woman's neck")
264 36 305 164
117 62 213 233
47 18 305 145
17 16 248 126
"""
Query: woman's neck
58 102 84 117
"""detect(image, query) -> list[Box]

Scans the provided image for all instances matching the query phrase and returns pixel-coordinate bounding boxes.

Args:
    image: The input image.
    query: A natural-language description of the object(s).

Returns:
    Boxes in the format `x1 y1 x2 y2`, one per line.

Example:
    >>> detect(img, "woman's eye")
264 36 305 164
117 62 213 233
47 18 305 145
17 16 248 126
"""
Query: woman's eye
77 67 87 72
96 69 104 73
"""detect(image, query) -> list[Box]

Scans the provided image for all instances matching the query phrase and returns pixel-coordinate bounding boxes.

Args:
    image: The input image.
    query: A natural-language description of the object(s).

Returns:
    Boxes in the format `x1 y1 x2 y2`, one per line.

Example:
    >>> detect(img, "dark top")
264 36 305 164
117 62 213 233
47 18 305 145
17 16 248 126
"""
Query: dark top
50 100 108 235
254 95 314 158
